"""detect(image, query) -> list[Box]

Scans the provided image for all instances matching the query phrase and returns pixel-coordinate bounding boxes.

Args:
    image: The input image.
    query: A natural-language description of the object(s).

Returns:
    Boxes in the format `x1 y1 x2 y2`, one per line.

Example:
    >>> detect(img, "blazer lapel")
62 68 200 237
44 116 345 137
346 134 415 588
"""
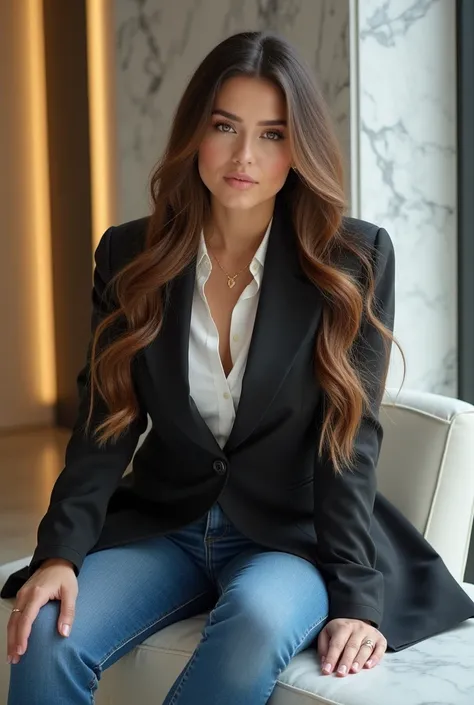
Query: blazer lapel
143 258 223 457
224 197 323 453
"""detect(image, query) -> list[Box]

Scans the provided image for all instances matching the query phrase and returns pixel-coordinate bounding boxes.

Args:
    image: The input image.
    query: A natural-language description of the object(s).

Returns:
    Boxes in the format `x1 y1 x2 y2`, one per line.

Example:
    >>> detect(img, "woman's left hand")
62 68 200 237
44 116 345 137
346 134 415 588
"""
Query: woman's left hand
317 618 387 676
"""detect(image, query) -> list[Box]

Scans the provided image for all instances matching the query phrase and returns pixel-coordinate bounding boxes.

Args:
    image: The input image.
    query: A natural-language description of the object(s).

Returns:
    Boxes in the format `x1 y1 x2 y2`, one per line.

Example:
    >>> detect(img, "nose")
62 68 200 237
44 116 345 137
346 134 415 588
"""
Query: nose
232 134 255 165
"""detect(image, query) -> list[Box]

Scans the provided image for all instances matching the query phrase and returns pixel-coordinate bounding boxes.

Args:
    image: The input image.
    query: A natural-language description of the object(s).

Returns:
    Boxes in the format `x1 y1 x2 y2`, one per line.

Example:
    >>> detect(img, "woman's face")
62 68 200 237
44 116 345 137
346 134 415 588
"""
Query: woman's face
198 76 292 211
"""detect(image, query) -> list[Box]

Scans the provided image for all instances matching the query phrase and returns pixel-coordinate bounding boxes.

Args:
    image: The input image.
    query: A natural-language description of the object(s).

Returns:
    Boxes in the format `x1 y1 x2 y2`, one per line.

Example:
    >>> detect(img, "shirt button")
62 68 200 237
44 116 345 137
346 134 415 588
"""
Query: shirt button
232 334 239 342
213 460 227 475
223 392 231 400
250 264 257 274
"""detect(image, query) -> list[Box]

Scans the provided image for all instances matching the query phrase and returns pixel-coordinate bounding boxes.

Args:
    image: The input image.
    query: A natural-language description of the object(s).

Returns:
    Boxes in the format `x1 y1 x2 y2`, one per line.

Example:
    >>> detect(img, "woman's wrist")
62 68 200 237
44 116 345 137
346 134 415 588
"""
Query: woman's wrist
40 558 75 570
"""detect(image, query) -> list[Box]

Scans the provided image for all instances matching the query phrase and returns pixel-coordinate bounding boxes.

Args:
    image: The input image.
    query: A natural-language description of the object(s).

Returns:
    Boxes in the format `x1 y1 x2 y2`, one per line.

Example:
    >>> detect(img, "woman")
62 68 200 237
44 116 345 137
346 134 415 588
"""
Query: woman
3 31 474 705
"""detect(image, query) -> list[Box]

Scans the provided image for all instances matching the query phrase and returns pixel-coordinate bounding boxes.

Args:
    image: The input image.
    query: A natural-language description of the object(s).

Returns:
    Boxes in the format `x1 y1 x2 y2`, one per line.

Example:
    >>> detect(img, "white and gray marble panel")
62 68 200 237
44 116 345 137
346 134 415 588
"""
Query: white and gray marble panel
355 0 457 395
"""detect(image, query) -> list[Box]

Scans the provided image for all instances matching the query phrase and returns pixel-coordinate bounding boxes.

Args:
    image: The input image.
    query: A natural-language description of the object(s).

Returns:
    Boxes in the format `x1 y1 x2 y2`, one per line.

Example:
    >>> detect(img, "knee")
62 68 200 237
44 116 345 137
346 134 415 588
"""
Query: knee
203 599 294 690
15 601 87 672
209 588 328 674
25 601 68 653
9 601 98 701
219 590 325 641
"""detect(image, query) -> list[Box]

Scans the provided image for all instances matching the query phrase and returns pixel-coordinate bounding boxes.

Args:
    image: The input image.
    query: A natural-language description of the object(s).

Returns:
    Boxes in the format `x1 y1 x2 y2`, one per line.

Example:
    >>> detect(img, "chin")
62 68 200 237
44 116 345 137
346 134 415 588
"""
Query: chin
211 189 260 210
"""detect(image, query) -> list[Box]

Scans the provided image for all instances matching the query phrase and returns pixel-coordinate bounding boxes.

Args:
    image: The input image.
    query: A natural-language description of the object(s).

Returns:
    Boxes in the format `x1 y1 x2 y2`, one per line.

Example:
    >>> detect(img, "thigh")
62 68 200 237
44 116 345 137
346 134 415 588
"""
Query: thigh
215 548 329 654
160 549 329 704
23 534 216 673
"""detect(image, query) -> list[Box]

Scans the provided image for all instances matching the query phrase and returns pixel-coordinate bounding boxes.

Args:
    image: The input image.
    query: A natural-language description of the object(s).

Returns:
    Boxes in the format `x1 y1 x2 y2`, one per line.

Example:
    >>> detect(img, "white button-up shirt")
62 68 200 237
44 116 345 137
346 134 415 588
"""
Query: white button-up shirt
188 219 273 448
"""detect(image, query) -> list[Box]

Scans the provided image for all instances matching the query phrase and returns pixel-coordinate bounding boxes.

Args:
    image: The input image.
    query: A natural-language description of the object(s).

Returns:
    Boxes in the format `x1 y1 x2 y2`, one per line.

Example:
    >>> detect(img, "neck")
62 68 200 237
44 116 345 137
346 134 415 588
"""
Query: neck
204 198 275 257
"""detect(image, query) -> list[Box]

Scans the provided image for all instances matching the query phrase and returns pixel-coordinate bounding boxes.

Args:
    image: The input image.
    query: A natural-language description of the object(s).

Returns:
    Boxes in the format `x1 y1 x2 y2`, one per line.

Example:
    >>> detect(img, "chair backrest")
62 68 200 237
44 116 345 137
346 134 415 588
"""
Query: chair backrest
380 388 474 581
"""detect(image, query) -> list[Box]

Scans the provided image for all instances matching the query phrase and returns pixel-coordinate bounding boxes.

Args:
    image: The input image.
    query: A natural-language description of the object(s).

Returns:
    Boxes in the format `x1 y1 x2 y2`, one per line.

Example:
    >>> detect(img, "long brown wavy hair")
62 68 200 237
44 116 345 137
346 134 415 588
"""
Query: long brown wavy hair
85 31 405 474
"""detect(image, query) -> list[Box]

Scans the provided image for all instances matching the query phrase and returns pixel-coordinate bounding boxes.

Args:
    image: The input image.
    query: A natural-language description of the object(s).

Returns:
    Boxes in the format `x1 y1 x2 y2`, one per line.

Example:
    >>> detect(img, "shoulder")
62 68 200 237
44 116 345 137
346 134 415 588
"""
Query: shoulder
107 215 151 274
342 216 394 255
336 217 395 287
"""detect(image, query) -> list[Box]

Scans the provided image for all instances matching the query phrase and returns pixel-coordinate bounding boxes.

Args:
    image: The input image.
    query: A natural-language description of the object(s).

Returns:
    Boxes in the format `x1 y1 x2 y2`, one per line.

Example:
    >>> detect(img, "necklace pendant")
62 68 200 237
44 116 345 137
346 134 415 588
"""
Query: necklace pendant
228 277 236 289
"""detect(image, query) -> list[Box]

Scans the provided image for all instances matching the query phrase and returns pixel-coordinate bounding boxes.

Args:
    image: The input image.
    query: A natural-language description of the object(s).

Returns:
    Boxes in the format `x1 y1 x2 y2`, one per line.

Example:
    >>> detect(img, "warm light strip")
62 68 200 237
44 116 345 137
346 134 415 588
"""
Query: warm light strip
86 0 118 258
26 0 56 406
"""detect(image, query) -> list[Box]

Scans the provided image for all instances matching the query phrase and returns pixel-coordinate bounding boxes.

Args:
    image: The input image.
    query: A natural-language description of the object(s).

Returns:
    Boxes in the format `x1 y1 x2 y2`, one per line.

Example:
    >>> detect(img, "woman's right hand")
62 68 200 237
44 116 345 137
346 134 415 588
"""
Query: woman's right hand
6 558 78 665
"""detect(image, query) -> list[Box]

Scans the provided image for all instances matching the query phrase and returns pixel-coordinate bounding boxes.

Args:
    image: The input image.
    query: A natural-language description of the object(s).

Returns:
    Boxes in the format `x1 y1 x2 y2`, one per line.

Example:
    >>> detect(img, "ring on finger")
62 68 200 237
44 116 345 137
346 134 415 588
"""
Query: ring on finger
352 638 376 672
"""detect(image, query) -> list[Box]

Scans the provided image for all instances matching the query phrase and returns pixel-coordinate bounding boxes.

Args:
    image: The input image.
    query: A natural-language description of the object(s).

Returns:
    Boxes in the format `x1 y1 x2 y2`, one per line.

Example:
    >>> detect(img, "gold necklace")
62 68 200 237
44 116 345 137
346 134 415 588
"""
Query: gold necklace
210 251 253 288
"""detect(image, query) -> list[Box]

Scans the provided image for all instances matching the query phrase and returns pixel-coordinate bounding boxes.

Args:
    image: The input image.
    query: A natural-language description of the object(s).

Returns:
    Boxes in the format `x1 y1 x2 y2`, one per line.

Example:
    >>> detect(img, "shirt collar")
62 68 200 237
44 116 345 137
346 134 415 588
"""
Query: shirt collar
197 233 210 269
196 217 273 278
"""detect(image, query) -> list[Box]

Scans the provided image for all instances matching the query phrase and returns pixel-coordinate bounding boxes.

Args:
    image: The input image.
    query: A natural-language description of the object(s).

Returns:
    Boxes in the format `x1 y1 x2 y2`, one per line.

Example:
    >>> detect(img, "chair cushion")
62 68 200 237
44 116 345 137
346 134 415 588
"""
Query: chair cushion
2 566 474 705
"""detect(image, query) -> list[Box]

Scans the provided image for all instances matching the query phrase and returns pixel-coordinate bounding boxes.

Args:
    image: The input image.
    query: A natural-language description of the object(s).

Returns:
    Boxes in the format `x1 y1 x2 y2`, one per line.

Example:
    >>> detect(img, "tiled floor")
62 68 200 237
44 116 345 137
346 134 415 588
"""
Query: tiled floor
0 427 70 565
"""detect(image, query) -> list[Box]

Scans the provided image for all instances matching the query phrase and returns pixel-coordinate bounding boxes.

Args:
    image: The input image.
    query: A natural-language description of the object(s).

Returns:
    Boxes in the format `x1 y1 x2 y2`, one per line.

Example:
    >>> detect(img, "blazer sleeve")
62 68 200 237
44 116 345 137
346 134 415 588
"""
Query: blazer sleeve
28 226 147 578
312 226 395 628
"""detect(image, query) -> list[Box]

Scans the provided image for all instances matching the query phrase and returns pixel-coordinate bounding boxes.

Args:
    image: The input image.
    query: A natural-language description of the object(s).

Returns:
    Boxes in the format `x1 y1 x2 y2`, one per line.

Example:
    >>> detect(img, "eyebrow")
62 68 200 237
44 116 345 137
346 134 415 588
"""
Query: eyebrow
211 109 287 127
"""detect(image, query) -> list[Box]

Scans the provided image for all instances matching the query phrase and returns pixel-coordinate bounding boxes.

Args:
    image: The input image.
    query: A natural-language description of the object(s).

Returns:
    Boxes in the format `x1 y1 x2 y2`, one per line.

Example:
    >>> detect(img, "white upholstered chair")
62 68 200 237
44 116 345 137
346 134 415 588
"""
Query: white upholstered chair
1 387 474 704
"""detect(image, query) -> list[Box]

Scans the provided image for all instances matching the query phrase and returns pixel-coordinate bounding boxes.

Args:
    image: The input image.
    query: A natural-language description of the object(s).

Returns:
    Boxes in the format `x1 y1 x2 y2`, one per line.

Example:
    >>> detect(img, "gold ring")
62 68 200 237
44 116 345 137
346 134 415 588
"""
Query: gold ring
11 608 23 614
361 639 374 649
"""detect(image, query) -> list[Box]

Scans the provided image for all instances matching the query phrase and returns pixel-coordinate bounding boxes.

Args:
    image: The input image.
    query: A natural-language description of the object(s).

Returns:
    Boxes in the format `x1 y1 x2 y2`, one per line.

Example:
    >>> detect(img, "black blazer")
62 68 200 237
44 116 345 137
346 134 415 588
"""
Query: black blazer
2 196 474 651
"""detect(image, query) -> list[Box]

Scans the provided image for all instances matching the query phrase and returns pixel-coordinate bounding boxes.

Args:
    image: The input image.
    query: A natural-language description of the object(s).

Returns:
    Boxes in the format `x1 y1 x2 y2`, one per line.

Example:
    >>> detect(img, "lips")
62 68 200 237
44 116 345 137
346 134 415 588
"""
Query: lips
224 172 257 183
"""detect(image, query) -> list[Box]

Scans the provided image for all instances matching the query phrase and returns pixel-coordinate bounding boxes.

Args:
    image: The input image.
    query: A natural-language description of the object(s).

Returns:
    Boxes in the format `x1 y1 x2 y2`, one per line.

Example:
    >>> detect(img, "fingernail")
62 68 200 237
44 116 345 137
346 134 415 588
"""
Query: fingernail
366 659 373 667
16 645 24 655
352 662 359 672
323 662 332 673
337 665 347 675
6 655 12 664
61 624 70 637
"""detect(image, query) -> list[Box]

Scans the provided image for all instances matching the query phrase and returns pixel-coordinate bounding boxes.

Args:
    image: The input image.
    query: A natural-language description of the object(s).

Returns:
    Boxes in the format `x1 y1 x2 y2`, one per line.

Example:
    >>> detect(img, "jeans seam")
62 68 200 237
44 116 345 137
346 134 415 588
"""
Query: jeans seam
166 647 200 705
258 613 328 705
205 522 231 543
92 589 211 674
88 673 98 701
205 534 213 578
205 521 231 581
293 612 328 654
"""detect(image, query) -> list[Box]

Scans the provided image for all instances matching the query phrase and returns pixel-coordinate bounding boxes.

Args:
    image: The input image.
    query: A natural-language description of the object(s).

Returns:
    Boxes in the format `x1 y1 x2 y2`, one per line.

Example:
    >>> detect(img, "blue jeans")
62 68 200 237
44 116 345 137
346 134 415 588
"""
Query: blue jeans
8 501 329 705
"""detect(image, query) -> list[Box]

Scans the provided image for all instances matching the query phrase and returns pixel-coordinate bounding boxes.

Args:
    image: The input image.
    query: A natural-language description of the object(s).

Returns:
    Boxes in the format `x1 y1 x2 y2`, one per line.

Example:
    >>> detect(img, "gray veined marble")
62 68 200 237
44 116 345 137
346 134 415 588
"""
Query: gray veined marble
277 590 474 705
355 0 457 397
360 0 441 46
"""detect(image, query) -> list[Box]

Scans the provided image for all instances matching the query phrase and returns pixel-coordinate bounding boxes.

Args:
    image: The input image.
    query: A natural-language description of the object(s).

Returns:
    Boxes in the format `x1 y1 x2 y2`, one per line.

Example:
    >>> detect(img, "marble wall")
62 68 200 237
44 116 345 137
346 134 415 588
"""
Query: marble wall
354 0 458 395
114 0 351 220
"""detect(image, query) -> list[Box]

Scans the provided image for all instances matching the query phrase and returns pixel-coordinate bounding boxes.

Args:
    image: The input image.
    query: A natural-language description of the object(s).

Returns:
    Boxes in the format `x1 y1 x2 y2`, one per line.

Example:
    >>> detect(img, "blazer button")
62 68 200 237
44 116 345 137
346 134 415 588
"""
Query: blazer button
213 460 227 475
